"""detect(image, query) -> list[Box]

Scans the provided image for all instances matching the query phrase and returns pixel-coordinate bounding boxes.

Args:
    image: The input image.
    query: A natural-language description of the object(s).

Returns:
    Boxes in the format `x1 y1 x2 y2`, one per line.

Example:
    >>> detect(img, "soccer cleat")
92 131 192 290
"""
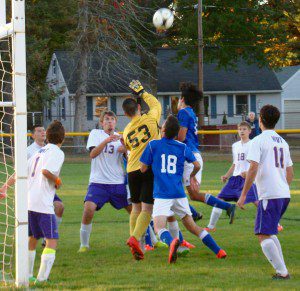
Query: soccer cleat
78 246 89 253
277 224 284 232
154 241 168 249
204 227 216 233
216 249 227 259
145 244 154 251
272 273 290 280
177 246 190 257
168 238 180 264
29 276 37 283
193 211 203 222
226 204 236 224
181 240 196 249
127 236 144 260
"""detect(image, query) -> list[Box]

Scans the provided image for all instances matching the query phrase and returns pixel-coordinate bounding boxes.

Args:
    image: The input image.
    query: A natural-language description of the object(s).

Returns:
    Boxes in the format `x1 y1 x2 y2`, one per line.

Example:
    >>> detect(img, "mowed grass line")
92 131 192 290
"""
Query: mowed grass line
31 161 300 290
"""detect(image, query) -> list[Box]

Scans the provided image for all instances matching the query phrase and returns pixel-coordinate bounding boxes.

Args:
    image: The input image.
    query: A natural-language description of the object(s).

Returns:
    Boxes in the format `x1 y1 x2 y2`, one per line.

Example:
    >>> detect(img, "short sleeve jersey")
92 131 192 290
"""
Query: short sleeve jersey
247 130 292 200
28 143 65 214
140 138 196 199
177 107 199 153
27 142 43 160
232 140 252 176
87 129 125 184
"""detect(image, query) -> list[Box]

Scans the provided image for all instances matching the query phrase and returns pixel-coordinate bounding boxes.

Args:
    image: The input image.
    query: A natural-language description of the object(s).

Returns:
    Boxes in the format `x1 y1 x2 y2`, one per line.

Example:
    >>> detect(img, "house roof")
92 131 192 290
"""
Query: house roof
53 49 281 94
275 65 300 86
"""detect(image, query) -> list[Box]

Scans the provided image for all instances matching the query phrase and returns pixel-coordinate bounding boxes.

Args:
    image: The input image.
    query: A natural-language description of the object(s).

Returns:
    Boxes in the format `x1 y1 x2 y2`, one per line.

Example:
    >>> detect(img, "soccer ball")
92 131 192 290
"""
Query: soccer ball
153 8 174 31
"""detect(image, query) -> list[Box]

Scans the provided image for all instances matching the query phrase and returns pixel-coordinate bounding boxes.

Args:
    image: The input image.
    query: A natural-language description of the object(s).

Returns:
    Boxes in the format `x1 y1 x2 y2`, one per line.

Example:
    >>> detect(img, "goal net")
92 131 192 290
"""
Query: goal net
0 0 28 287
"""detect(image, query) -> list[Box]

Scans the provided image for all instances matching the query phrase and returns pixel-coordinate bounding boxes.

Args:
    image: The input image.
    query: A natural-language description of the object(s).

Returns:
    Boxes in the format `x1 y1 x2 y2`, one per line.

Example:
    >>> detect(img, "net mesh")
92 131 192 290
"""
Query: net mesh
0 35 15 284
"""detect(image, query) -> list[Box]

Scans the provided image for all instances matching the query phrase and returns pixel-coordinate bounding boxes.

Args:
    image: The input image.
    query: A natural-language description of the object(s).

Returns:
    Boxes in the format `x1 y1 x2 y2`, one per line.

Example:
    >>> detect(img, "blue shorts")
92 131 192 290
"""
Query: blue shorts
255 198 290 235
53 193 62 203
218 176 258 204
28 211 59 239
84 183 129 211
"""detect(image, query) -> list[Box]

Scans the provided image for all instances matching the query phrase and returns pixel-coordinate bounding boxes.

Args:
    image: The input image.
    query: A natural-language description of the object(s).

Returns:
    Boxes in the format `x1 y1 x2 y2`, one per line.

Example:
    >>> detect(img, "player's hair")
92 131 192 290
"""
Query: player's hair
238 121 251 130
164 115 180 139
180 82 203 107
122 98 138 117
259 105 280 129
31 124 44 133
99 110 117 122
46 120 65 144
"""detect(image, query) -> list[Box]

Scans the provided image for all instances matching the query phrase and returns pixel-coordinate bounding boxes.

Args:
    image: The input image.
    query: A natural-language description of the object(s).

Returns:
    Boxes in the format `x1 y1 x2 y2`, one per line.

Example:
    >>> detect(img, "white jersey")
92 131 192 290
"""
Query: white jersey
27 142 43 160
232 140 252 176
86 129 125 184
247 130 292 200
28 143 65 214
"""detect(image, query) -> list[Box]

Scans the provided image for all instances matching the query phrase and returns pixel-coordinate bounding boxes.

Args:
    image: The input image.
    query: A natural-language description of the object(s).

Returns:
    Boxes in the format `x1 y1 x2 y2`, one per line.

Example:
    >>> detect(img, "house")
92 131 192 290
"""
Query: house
45 49 283 131
275 65 300 129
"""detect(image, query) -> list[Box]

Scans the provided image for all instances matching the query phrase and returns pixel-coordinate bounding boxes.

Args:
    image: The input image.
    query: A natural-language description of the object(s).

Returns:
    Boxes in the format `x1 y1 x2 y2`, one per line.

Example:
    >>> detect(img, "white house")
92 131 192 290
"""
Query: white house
276 65 300 129
45 49 283 131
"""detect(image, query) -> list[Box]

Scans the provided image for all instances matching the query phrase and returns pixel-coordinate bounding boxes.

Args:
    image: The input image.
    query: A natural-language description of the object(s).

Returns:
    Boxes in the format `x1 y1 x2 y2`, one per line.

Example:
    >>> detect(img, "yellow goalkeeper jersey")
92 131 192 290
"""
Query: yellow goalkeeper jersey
123 92 162 173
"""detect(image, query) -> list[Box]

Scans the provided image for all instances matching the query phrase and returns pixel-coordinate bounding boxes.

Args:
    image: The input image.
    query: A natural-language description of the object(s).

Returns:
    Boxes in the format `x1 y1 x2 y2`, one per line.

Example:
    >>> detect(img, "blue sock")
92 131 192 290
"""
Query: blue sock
205 194 231 210
179 230 184 243
145 226 152 247
200 230 221 254
189 204 198 219
159 229 173 246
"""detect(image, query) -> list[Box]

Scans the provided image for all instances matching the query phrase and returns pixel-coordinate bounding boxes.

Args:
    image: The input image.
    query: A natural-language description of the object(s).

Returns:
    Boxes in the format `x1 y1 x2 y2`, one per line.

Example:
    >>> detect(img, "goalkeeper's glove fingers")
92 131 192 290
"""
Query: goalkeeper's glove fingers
129 80 144 96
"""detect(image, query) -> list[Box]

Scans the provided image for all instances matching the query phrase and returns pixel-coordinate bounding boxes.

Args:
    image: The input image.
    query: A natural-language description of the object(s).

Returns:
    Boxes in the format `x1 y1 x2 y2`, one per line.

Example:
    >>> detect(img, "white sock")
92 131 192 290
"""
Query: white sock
261 239 288 276
270 235 286 265
37 252 55 281
29 250 36 277
168 221 179 239
207 207 222 229
149 225 158 245
80 223 92 247
56 216 62 228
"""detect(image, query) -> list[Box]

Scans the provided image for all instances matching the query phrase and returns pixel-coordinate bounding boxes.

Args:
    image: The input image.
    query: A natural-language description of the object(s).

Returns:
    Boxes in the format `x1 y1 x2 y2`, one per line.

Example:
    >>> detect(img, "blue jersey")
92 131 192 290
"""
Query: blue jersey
140 138 196 199
177 107 199 153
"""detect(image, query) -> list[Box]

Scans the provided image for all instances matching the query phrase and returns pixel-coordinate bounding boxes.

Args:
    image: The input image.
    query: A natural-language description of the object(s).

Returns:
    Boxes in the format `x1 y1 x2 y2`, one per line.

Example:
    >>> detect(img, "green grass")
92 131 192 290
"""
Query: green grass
32 160 300 290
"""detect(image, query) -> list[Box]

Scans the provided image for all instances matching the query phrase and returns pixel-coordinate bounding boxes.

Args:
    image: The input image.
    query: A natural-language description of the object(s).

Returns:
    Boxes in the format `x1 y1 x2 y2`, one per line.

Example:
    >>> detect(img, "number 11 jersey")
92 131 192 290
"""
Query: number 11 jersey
247 130 293 200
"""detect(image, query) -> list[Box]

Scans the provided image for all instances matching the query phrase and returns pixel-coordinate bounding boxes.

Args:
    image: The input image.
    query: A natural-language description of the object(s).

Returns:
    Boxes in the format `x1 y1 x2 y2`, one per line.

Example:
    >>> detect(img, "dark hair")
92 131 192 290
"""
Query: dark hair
259 105 280 129
180 82 203 107
46 120 65 144
164 115 180 139
31 124 44 133
238 121 251 130
100 110 117 122
122 98 138 117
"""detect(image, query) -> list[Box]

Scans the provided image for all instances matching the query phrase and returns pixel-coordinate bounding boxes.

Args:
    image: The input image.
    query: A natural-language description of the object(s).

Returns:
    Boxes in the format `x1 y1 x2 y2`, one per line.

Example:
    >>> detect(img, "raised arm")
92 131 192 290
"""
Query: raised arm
141 92 162 122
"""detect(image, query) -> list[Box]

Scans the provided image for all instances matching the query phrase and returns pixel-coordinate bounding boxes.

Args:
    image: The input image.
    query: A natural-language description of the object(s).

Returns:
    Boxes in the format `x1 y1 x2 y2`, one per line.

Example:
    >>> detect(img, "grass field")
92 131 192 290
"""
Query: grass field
28 159 300 289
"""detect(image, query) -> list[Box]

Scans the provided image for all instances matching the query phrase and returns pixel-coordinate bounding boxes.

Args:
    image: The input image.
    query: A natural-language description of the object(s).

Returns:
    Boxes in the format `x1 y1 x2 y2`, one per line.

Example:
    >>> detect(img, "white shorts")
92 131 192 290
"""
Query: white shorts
152 197 192 219
183 152 203 186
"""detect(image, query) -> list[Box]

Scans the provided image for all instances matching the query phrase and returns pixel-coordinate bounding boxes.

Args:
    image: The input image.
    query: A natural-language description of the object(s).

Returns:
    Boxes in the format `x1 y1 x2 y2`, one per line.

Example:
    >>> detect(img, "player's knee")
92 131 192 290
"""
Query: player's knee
46 239 58 250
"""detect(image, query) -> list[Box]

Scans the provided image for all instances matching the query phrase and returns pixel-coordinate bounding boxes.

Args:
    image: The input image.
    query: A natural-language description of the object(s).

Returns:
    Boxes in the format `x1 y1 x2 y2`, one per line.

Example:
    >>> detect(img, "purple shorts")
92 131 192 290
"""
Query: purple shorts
54 193 62 203
28 211 59 239
84 183 129 211
255 198 290 235
218 176 258 204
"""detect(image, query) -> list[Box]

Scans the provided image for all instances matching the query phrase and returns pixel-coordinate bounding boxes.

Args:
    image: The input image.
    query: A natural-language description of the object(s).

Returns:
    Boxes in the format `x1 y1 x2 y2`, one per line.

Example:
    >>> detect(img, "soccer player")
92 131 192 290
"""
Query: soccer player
206 121 258 231
79 111 131 252
123 80 161 260
140 115 227 263
177 83 236 221
237 105 293 280
27 120 65 283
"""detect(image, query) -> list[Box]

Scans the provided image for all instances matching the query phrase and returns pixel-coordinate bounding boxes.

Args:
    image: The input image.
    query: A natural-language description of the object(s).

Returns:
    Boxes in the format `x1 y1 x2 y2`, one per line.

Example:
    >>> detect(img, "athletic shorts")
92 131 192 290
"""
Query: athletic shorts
128 168 154 204
255 198 290 235
218 176 258 204
53 193 62 203
85 183 129 211
28 211 59 240
183 152 203 186
153 197 192 219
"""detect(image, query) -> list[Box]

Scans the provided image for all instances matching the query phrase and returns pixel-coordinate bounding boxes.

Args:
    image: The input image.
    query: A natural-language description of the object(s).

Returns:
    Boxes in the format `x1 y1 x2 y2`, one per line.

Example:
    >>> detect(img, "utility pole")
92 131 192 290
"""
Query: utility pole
198 0 205 127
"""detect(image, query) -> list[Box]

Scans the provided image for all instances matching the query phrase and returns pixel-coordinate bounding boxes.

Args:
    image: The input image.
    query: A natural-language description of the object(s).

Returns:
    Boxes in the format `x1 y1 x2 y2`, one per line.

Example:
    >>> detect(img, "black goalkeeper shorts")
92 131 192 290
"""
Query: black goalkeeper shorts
128 168 154 204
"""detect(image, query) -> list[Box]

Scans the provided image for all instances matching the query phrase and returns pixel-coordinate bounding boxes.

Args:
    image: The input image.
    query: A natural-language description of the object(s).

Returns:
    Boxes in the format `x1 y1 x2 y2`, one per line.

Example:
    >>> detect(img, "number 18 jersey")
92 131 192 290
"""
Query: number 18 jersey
247 130 293 200
232 140 252 176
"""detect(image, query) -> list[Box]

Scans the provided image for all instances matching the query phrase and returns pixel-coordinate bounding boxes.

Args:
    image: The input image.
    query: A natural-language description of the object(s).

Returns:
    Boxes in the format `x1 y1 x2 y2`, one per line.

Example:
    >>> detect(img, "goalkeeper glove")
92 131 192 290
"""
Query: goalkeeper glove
129 80 144 96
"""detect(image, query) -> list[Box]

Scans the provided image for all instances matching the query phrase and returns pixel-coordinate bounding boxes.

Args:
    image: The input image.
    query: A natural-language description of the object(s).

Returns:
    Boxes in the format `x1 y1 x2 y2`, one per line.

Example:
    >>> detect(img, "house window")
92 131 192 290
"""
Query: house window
95 96 108 118
61 97 66 120
235 94 249 115
53 59 57 75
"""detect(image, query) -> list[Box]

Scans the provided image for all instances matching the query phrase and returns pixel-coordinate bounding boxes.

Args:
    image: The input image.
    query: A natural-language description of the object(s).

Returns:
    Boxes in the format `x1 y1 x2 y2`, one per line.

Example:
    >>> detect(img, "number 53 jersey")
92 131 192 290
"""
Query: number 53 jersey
123 92 162 173
247 130 293 200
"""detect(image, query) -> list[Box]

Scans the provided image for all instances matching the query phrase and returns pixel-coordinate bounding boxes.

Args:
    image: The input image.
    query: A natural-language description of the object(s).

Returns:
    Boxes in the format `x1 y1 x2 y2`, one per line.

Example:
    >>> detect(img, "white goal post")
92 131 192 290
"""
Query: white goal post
0 0 28 287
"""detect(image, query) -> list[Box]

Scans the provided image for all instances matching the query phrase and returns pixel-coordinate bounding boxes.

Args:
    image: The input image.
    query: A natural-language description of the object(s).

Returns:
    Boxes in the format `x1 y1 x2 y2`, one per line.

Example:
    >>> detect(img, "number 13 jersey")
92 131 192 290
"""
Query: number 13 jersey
123 92 162 173
247 130 293 200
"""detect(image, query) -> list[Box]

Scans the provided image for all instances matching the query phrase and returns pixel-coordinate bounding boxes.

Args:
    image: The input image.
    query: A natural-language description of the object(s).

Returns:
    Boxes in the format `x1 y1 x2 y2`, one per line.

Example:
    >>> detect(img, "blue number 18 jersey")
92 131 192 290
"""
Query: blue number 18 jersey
140 137 196 199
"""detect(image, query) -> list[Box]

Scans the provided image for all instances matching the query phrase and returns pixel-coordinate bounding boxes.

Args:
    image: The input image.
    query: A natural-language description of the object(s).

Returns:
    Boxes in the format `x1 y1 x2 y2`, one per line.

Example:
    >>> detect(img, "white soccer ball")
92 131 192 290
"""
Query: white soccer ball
153 8 174 30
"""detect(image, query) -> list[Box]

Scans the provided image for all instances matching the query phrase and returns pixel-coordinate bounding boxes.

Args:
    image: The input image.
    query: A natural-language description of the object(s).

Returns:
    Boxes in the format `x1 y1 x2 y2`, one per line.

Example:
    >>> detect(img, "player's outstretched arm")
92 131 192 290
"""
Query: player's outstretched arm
42 169 62 189
286 166 294 186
